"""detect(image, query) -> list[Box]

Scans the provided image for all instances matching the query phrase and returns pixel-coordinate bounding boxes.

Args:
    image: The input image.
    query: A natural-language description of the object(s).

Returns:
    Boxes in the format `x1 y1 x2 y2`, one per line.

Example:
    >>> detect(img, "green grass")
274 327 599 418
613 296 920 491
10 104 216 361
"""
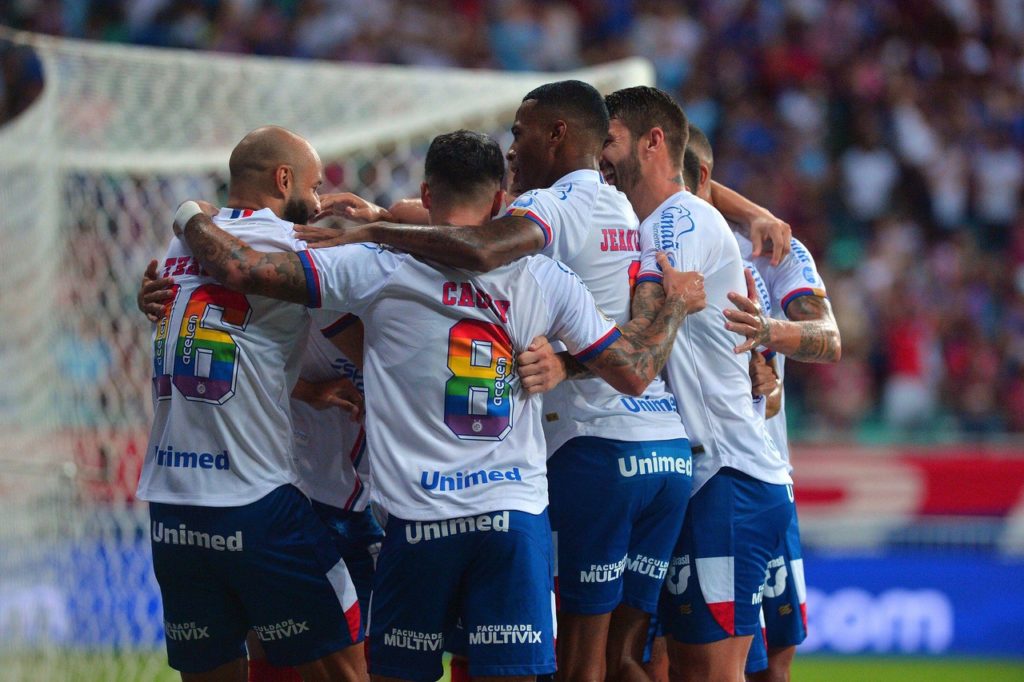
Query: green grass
792 656 1024 681
2 652 1022 681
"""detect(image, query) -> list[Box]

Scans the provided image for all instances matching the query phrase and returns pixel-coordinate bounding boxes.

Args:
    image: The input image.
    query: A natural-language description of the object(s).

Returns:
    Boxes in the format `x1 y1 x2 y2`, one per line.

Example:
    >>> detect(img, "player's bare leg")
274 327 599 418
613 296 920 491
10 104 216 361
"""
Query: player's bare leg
181 657 247 682
605 603 654 682
746 645 796 682
556 611 611 681
643 635 669 682
294 643 368 682
246 632 302 682
667 635 753 682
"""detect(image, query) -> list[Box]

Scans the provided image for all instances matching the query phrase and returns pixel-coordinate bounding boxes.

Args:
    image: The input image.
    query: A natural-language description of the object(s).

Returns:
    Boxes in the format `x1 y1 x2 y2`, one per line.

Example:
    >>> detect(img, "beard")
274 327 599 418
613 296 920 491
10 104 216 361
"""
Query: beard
282 196 311 225
611 149 642 196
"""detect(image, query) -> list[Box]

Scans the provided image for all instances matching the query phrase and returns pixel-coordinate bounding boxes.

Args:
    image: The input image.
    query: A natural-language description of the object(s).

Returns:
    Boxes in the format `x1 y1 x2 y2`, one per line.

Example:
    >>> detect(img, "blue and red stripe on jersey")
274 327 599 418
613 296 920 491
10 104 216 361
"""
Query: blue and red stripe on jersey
573 327 622 364
297 250 323 308
507 207 553 248
636 270 663 285
780 287 827 313
228 208 254 219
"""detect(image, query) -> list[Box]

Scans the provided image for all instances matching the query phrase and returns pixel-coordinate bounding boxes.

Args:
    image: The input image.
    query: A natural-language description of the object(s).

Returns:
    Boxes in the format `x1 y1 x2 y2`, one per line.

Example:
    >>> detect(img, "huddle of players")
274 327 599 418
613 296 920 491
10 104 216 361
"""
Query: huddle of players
139 79 839 682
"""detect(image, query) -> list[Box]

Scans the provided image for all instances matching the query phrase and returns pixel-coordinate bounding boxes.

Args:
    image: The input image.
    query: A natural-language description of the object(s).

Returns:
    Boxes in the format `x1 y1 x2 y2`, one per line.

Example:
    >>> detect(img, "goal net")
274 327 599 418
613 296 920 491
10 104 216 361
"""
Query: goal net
0 27 651 680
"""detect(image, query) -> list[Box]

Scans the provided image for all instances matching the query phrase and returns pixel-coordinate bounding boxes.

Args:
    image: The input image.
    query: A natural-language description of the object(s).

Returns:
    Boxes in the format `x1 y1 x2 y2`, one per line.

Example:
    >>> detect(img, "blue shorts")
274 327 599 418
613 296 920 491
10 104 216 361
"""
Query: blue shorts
368 509 556 681
548 437 692 615
311 502 384 623
149 485 363 673
745 500 807 673
660 468 792 644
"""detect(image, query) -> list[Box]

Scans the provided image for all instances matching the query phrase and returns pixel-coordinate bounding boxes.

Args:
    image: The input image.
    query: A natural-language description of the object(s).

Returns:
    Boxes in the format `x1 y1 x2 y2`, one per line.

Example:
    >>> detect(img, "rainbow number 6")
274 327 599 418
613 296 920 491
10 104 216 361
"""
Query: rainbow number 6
444 319 514 441
170 284 252 403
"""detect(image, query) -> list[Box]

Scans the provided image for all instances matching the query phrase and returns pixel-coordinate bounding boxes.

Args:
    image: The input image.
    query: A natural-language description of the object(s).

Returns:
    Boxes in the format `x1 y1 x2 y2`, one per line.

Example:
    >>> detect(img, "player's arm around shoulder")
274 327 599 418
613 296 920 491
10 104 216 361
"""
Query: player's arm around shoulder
173 201 310 304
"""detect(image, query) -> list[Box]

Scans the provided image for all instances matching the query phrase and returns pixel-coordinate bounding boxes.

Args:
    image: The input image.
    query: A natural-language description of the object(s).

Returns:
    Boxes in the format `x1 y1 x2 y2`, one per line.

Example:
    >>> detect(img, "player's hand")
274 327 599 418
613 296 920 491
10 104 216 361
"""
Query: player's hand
518 336 567 394
294 223 371 248
312 192 389 224
748 213 791 266
725 268 772 354
658 252 706 314
300 377 365 421
387 198 430 224
196 200 219 217
138 259 176 322
749 352 779 398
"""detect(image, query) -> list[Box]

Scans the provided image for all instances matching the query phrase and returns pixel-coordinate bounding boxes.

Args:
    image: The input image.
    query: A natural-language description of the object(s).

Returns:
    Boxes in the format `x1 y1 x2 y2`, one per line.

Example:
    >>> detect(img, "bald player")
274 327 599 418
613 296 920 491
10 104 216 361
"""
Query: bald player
139 126 367 682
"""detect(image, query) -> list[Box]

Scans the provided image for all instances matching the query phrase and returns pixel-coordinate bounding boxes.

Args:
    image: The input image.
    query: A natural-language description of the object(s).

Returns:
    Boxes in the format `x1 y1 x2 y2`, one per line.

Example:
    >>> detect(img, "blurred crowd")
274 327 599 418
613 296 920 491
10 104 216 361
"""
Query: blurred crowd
3 0 1024 438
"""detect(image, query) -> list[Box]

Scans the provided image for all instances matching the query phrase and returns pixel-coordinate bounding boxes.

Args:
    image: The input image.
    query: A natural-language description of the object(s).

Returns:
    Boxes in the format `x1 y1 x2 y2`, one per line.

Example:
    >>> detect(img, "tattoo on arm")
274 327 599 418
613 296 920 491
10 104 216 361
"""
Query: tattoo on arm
368 215 544 271
586 297 688 393
183 215 309 304
561 352 590 380
784 295 841 363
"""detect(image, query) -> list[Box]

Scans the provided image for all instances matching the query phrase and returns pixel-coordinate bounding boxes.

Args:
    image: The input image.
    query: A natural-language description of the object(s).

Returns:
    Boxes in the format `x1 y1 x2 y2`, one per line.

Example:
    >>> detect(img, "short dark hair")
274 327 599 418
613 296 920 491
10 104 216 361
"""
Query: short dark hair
523 79 610 146
424 130 505 202
683 123 713 190
605 86 689 171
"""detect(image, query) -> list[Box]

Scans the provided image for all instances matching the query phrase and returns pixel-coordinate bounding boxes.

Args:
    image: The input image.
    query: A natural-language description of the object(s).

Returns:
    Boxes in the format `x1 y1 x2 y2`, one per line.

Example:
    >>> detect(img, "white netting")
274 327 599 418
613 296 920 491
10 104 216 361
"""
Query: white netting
0 28 651 680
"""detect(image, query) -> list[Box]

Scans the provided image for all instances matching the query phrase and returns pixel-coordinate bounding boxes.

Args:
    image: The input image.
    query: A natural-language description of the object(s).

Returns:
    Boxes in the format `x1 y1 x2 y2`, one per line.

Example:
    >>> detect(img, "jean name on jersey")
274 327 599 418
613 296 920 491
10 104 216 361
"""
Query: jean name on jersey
599 228 639 252
151 521 243 551
468 623 542 645
618 450 692 478
404 511 510 544
155 445 230 471
161 255 207 278
420 467 522 492
441 280 510 323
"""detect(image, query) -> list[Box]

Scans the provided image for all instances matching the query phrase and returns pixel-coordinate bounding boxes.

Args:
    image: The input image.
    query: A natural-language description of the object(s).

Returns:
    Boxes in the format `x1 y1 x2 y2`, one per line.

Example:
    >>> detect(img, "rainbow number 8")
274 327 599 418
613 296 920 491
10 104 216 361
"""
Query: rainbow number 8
159 284 252 404
444 319 514 441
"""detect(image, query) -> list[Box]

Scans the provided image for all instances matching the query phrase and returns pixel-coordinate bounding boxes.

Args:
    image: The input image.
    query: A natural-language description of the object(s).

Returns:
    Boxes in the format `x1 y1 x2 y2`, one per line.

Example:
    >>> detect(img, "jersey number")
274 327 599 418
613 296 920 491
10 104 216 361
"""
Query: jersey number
444 319 514 441
153 284 252 404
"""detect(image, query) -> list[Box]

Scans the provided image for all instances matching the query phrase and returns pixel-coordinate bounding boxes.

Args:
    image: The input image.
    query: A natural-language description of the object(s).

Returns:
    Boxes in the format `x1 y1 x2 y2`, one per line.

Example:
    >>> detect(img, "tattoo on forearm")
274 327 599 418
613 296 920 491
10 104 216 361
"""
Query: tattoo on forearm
562 353 591 380
590 298 687 385
785 295 841 363
184 216 309 304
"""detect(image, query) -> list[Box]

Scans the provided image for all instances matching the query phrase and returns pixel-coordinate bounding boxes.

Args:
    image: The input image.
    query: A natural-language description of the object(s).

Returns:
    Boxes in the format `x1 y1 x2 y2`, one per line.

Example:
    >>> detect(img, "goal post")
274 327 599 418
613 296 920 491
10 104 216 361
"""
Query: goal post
0 27 652 679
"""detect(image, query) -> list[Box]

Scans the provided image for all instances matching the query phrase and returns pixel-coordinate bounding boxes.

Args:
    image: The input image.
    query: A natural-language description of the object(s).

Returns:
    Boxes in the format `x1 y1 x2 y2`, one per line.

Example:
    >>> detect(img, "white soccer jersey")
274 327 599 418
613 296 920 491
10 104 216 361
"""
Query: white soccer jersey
637 192 791 493
744 257 774 421
138 208 308 506
291 312 369 511
506 169 686 454
736 234 829 468
300 244 620 520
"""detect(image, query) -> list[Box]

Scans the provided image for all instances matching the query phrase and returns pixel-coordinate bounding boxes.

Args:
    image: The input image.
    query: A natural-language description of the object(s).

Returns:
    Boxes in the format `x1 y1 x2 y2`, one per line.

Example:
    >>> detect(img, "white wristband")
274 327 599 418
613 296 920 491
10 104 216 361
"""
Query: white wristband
174 201 204 235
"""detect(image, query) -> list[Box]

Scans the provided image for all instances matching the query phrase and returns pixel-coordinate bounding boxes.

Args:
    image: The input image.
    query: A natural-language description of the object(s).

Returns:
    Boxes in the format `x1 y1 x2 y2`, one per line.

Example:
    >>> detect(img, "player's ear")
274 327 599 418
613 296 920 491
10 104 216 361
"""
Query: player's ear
647 127 664 154
489 189 505 218
274 165 291 196
420 181 431 210
699 164 710 194
550 120 567 144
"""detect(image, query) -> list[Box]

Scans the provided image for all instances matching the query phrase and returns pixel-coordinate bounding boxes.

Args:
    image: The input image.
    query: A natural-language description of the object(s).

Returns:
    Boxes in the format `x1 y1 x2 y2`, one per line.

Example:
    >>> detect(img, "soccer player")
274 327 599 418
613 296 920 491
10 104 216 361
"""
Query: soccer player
686 125 841 682
294 80 790 682
597 86 793 682
171 128 707 682
139 126 367 682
